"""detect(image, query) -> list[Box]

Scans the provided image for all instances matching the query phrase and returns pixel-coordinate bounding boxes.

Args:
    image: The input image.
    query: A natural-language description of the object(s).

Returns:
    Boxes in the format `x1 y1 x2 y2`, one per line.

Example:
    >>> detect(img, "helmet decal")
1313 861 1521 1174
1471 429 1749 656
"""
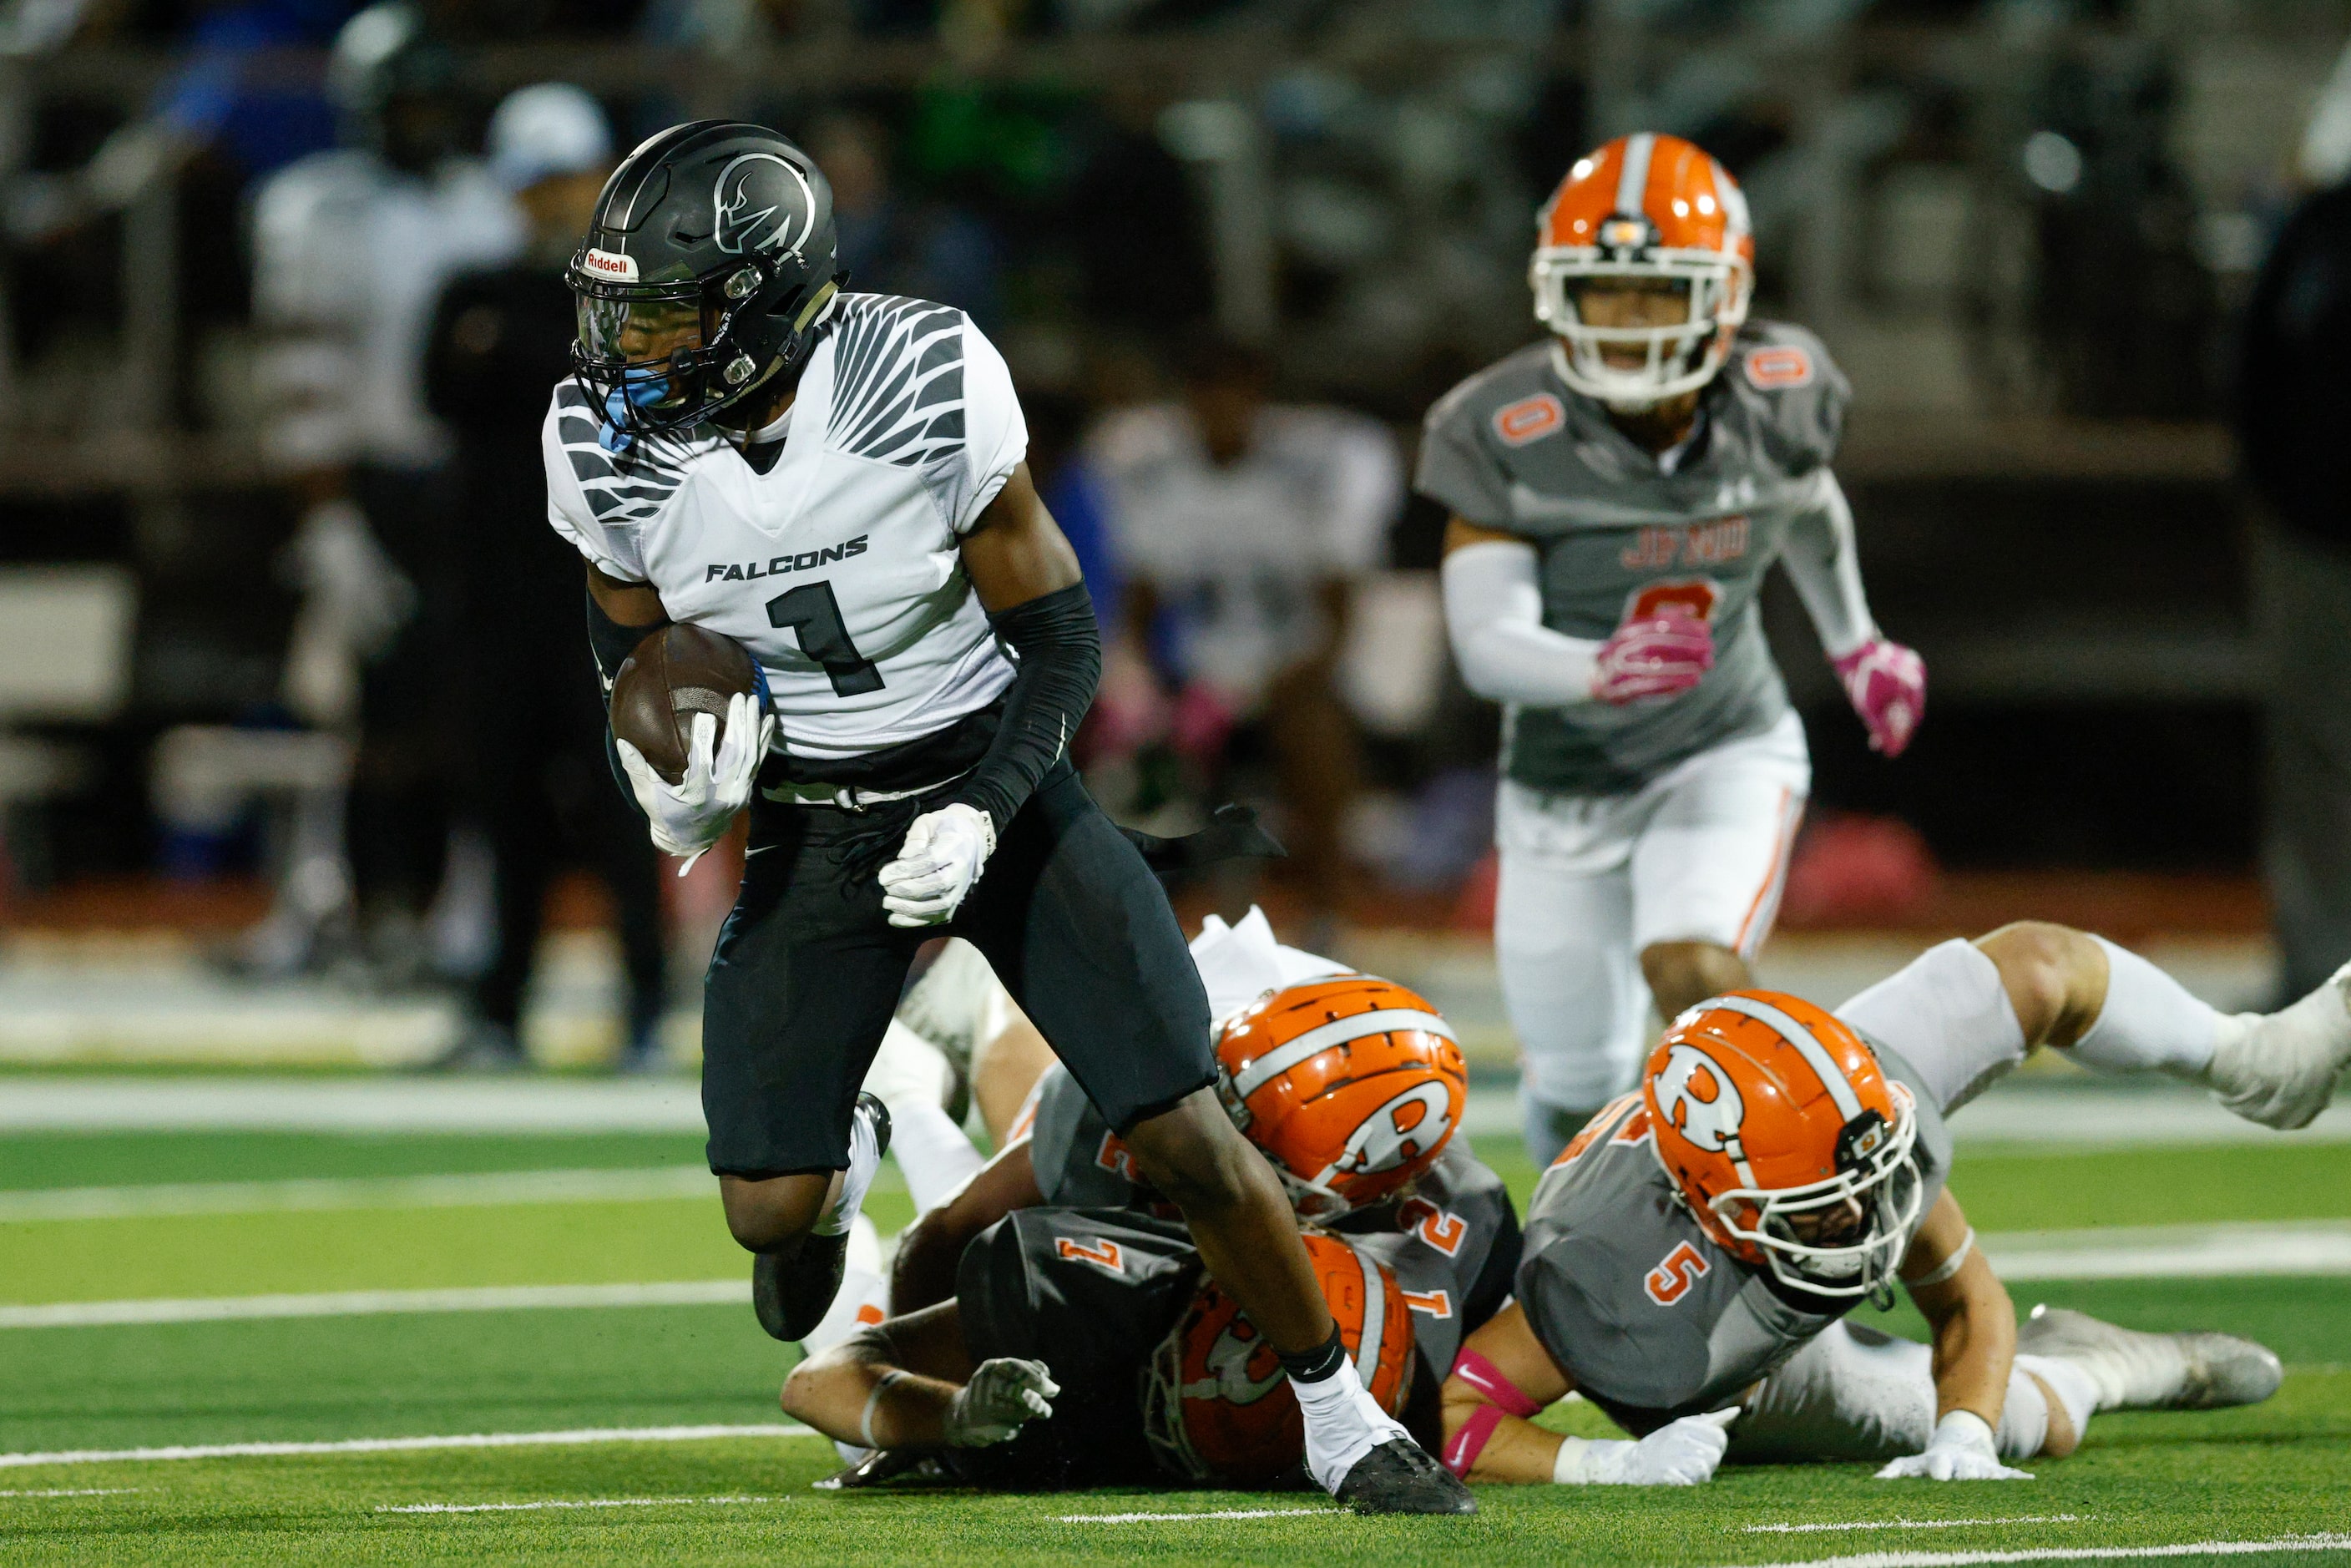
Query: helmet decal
1313 1079 1457 1188
1183 1319 1285 1407
1652 1041 1745 1153
713 151 814 257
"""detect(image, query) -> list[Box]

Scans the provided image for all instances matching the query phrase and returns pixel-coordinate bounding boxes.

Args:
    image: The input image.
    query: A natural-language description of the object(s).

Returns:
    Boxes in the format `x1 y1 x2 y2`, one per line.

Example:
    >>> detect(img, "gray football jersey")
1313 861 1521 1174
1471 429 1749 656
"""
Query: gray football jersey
1514 1037 1952 1436
1029 1063 1151 1210
1331 1145 1520 1376
1416 321 1850 795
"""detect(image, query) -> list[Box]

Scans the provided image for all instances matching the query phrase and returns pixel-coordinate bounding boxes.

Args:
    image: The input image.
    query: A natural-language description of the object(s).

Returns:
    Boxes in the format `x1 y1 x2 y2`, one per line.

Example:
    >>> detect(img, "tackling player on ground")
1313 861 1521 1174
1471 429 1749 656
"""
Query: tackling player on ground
547 121 1468 1514
1422 134 1928 1164
1438 926 2348 1487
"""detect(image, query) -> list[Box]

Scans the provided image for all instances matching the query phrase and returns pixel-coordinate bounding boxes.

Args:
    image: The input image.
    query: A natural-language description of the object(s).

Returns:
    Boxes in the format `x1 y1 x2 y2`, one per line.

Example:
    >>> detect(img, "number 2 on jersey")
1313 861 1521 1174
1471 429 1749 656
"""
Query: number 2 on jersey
766 581 884 697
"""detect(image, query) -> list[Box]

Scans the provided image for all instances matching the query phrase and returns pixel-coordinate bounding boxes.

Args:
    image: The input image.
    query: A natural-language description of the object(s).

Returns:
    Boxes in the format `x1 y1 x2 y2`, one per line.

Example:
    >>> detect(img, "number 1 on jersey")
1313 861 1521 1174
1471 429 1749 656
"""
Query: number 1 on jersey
766 581 884 696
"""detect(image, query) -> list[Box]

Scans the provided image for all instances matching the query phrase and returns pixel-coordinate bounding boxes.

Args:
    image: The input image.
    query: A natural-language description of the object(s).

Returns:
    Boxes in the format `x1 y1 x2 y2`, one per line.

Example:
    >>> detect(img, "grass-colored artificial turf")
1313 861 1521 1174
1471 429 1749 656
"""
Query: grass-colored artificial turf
2 1129 2348 1564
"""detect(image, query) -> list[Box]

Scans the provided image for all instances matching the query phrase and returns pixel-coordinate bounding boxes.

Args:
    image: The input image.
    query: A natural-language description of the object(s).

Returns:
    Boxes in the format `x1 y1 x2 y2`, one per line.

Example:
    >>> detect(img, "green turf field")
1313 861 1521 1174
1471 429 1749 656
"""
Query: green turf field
3 1127 2346 1565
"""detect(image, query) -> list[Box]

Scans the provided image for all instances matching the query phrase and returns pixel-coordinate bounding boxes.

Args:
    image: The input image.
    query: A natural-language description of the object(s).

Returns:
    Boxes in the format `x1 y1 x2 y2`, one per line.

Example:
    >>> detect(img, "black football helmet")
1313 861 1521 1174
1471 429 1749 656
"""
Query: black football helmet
567 121 843 442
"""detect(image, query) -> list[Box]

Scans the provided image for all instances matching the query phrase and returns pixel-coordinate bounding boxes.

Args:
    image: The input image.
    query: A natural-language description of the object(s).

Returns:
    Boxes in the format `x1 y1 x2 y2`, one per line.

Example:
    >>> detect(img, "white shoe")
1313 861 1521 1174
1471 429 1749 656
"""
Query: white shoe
894 938 1009 1077
2017 1305 2283 1411
2207 961 2351 1130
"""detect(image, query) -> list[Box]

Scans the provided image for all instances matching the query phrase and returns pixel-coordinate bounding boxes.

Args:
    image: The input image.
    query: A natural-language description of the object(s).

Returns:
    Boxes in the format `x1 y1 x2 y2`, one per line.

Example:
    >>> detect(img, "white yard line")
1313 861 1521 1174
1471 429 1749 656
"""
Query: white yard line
0 1424 813 1470
0 1166 715 1222
0 1280 750 1329
1745 1520 2087 1535
377 1495 775 1515
1984 1221 2351 1281
1056 1509 1343 1523
0 1488 138 1497
1719 1534 2351 1568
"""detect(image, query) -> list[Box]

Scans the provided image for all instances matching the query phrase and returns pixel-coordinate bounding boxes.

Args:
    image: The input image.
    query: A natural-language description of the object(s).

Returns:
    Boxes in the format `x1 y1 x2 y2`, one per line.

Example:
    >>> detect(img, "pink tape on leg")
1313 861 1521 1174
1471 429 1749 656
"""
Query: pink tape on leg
1443 1403 1503 1478
1450 1348 1543 1419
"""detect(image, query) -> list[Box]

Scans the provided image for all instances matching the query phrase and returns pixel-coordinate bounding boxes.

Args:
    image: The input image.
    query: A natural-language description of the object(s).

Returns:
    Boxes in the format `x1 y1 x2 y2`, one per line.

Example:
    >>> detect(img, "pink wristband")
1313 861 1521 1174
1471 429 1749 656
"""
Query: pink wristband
1442 1404 1503 1478
1450 1348 1543 1419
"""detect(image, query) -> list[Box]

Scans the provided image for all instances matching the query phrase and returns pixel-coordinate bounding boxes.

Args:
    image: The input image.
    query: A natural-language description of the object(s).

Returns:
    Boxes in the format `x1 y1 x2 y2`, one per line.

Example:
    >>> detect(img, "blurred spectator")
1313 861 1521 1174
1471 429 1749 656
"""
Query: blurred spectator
1087 339 1401 915
2237 174 2351 1004
245 1 523 976
423 83 666 1072
810 111 1001 326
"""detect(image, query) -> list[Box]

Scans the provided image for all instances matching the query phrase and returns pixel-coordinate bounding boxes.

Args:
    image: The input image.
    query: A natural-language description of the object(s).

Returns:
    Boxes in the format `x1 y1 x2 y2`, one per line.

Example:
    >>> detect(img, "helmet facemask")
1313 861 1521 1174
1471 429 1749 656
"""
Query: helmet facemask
1707 1085 1924 1305
569 252 839 443
1531 228 1750 412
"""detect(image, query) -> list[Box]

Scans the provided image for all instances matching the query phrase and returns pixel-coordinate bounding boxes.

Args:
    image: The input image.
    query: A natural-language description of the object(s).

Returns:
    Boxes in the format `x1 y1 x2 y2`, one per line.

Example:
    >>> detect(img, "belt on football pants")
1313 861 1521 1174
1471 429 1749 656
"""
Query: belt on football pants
759 767 971 813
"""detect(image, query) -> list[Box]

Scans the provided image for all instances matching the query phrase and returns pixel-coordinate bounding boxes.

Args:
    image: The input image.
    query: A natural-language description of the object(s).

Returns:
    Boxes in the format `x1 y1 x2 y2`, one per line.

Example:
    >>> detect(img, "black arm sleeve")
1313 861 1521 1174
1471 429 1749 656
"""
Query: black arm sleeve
589 587 668 807
945 581 1100 831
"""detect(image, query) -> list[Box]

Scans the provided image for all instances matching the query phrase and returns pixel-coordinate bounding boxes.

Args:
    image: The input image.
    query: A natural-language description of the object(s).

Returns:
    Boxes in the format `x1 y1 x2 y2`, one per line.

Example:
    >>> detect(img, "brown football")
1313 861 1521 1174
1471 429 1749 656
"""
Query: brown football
609 624 761 786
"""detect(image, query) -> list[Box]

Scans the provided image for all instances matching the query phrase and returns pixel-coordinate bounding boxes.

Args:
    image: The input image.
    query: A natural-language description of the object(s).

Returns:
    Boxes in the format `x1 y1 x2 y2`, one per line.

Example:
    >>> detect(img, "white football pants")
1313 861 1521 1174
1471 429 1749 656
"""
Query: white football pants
1732 1320 2088 1464
1498 711 1809 1145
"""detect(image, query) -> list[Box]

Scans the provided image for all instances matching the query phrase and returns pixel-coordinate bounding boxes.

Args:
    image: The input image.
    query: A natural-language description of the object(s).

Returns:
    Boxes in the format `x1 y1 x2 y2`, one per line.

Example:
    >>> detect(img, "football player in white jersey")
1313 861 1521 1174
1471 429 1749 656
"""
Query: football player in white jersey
547 121 1467 1515
1422 134 1929 1164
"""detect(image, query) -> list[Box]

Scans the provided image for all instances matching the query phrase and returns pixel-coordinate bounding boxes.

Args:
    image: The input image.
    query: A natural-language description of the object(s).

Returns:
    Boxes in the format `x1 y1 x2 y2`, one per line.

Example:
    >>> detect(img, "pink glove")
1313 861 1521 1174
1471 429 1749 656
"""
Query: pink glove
1833 638 1927 757
1591 609 1714 705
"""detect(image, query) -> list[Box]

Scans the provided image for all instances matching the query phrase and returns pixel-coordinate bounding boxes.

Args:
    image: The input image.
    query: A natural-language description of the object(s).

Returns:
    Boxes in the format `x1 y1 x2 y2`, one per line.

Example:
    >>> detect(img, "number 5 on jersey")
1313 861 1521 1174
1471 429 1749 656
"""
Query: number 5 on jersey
766 581 883 696
1644 1241 1710 1306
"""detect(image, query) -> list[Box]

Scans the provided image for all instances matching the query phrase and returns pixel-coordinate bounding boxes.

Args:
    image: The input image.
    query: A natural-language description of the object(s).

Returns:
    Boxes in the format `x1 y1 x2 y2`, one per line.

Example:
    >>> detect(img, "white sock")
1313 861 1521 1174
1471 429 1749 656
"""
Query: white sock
813 1102 883 1237
1292 1357 1408 1491
2068 937 2220 1078
2019 1351 2099 1431
891 1100 984 1216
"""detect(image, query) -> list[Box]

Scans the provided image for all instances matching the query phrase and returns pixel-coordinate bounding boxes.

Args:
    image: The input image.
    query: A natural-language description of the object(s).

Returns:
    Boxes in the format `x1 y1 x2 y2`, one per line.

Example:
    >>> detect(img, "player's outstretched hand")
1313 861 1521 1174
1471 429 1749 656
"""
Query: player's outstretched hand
616 692 774 866
1833 637 1927 757
1592 609 1714 705
1559 1408 1734 1485
1874 1411 2032 1481
881 803 997 928
943 1357 1060 1447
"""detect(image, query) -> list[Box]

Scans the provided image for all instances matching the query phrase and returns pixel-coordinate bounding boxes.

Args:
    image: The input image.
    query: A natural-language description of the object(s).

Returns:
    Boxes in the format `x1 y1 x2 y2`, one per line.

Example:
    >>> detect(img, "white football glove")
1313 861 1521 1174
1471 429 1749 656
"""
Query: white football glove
1555 1408 1735 1485
879 803 996 928
941 1357 1059 1448
1875 1410 2033 1481
615 690 772 866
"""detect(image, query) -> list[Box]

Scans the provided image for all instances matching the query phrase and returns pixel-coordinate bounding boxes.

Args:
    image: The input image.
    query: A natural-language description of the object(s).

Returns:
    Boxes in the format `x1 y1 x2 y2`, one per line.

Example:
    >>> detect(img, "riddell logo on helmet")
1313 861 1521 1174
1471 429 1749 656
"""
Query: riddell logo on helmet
581 248 638 281
1653 1043 1746 1152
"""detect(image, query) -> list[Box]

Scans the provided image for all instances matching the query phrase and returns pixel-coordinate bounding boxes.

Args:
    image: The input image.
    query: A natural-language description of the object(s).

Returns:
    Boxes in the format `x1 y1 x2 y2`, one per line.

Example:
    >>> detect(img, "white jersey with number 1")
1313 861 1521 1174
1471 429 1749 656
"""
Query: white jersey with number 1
541 292 1027 764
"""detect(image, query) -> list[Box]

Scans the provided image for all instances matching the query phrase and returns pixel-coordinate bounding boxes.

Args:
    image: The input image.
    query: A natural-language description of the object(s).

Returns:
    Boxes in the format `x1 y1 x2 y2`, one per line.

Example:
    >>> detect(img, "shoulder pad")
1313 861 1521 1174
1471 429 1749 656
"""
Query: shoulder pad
1421 341 1556 439
826 293 971 468
1720 321 1849 473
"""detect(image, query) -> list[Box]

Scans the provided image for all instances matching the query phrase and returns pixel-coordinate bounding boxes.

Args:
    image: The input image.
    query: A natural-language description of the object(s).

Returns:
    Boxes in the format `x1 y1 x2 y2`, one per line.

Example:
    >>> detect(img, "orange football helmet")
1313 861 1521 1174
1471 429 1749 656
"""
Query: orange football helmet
1643 990 1922 1301
1531 132 1754 407
1214 976 1466 1219
1142 1232 1414 1485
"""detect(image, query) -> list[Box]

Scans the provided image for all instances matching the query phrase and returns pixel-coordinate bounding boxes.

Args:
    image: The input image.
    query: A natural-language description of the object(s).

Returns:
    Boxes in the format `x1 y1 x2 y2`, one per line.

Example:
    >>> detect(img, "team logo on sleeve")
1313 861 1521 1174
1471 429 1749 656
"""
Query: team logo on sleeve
1742 344 1813 390
1652 1043 1746 1153
1492 392 1565 447
713 152 816 257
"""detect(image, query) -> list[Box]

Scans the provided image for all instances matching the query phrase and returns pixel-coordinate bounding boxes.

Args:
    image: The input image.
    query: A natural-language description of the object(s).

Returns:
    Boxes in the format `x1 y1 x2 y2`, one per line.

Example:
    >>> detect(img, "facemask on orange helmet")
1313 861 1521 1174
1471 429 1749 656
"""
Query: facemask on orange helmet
1141 1232 1413 1485
1213 976 1467 1220
1530 132 1753 411
1643 990 1922 1303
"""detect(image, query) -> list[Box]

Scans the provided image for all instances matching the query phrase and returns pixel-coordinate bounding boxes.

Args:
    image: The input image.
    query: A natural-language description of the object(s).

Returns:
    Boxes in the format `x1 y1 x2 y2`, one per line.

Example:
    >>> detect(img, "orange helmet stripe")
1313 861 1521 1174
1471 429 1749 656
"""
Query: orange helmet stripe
1228 1007 1456 1100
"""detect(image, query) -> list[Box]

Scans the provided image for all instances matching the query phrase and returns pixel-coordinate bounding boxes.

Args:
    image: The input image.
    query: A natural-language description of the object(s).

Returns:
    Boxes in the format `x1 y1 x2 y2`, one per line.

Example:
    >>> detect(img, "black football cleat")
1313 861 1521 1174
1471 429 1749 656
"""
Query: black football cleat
753 1093 892 1343
1335 1439 1477 1516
